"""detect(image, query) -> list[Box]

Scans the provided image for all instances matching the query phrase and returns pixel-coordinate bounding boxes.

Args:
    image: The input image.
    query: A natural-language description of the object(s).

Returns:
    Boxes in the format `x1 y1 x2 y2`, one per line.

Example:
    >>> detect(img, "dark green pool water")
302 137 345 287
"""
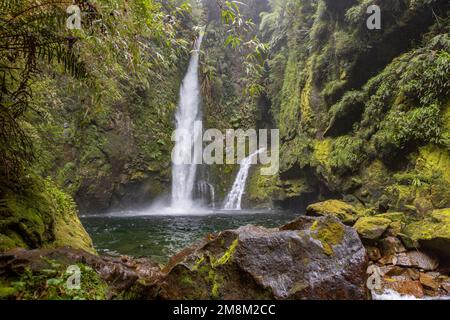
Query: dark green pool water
81 210 297 264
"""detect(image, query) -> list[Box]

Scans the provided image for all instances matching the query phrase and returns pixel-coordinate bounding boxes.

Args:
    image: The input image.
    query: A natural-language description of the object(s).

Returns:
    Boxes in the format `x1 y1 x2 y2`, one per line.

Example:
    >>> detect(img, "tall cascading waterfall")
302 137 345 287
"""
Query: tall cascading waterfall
223 149 264 210
171 33 204 209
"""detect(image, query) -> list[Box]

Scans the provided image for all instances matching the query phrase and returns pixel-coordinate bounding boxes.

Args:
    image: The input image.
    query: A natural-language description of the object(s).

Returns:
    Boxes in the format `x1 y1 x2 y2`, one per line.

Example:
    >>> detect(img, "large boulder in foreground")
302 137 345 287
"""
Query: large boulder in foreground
306 200 360 225
158 216 368 300
402 208 450 261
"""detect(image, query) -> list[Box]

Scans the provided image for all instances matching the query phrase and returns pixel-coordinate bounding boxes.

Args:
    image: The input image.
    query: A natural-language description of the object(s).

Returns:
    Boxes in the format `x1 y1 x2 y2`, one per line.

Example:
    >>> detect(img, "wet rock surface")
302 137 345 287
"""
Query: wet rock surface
2 203 450 300
158 216 368 300
364 229 449 299
312 200 450 299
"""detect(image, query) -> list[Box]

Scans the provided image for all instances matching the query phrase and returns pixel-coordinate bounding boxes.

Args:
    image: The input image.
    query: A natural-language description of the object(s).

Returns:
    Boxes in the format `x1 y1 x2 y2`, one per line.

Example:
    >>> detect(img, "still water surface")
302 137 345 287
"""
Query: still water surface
81 210 297 264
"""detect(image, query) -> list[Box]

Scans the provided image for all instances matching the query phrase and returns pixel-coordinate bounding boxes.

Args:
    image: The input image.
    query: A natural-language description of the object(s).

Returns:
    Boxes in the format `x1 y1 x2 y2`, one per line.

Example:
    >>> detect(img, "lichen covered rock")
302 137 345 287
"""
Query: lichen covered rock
158 216 368 300
403 208 450 260
306 199 360 225
0 175 94 254
375 212 406 222
353 217 391 241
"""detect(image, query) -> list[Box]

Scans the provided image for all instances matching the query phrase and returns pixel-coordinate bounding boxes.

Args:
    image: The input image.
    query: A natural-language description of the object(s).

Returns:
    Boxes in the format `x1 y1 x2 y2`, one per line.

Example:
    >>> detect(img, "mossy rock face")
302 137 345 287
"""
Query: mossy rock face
306 200 361 225
0 235 20 252
261 0 450 212
312 139 333 174
373 143 450 214
375 212 406 222
0 285 17 299
403 208 450 260
0 175 94 254
247 170 316 209
359 160 392 207
159 217 368 300
246 168 285 208
374 212 407 236
416 145 450 186
25 8 193 215
353 217 391 241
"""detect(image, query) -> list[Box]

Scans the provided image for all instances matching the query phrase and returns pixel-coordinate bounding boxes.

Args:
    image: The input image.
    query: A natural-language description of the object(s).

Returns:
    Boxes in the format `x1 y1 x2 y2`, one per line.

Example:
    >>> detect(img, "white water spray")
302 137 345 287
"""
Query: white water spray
197 180 216 208
171 33 204 209
223 149 264 210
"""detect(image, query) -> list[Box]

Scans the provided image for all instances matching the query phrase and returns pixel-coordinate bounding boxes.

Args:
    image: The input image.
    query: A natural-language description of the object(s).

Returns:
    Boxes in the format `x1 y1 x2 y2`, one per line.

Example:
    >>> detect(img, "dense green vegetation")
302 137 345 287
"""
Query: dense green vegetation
0 260 108 300
0 0 196 250
0 0 270 250
0 0 449 300
247 0 450 214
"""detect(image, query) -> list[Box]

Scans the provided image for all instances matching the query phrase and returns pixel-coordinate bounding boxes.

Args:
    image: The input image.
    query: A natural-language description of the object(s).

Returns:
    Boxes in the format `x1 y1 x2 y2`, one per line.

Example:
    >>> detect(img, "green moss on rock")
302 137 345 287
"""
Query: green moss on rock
261 0 450 212
403 208 450 258
0 174 94 253
306 200 361 225
310 216 345 255
0 285 17 299
375 212 406 222
214 239 239 266
329 136 366 175
313 139 333 171
416 144 450 185
247 169 284 206
353 216 391 241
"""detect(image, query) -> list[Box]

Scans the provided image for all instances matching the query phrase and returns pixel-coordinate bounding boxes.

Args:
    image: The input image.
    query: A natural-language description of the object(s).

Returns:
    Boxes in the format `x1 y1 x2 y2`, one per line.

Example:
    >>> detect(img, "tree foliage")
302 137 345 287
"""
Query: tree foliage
0 0 195 189
0 0 88 189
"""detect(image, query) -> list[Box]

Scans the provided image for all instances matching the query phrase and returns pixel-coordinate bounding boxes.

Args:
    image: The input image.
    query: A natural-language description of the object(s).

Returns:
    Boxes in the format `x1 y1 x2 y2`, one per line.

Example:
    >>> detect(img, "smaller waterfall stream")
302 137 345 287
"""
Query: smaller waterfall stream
223 149 264 210
197 180 216 208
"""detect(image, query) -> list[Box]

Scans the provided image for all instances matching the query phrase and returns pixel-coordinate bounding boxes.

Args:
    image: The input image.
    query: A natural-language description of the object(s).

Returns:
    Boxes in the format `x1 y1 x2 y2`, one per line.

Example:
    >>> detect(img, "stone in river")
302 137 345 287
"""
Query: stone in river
419 273 440 291
384 279 424 298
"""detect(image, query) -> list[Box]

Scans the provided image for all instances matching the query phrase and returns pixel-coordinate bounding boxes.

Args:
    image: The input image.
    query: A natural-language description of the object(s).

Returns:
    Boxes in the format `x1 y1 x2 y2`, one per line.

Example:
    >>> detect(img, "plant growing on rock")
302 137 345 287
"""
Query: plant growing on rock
329 136 366 175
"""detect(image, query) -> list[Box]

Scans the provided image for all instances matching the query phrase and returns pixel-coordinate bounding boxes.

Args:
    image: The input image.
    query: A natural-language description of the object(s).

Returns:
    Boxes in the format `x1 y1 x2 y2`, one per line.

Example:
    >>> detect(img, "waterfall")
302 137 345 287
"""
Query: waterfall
197 180 216 208
223 149 264 210
171 32 204 209
209 183 215 208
